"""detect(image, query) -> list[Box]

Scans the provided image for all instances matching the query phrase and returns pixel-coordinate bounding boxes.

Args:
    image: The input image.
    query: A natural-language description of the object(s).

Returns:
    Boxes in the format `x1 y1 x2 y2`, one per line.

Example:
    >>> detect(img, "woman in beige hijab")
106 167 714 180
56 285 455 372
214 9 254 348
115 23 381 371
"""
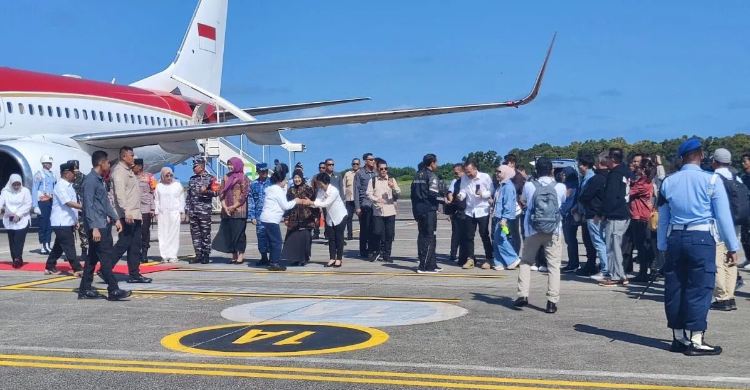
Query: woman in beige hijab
154 167 185 263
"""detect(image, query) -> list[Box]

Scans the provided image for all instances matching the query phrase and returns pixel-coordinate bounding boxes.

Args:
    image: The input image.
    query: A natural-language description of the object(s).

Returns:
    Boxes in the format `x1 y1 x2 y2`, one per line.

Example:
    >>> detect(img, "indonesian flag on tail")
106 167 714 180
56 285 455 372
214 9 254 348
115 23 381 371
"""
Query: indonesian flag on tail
197 23 216 53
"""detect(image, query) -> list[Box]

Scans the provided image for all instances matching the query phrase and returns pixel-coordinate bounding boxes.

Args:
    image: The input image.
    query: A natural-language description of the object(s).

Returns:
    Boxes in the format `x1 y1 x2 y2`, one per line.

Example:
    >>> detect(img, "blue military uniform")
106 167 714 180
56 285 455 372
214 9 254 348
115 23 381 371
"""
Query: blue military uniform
248 163 271 262
657 138 739 356
32 166 57 252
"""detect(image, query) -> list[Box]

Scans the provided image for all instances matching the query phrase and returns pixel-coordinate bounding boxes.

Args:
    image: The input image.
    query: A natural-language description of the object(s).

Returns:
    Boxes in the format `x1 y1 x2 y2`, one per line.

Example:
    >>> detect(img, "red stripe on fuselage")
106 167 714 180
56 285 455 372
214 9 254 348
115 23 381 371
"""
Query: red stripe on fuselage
197 23 216 40
0 67 199 117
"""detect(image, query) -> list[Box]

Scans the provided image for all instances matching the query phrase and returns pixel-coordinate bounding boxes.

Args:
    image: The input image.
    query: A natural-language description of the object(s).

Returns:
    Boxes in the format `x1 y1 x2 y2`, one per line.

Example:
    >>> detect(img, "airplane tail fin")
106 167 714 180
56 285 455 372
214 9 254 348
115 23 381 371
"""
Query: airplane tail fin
130 0 228 99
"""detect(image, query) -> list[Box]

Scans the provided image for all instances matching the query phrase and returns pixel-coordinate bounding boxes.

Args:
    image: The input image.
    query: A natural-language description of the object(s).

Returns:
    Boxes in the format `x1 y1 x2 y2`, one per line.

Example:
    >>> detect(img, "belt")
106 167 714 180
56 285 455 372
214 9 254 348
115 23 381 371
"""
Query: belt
670 224 710 231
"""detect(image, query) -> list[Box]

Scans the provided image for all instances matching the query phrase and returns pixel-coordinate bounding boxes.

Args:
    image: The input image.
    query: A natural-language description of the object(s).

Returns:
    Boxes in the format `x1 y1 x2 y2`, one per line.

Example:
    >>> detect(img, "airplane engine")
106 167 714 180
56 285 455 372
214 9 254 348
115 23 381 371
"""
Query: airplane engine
0 140 93 189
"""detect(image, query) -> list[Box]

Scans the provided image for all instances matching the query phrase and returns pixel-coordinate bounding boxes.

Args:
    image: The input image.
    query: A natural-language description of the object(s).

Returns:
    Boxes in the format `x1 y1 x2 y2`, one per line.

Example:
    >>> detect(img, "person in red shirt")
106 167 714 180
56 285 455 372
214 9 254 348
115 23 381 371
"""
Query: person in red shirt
629 159 655 282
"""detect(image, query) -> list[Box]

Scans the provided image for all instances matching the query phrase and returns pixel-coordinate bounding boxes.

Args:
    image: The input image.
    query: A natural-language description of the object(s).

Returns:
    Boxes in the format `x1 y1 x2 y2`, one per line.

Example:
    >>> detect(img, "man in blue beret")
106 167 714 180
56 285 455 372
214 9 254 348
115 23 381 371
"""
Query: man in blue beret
657 138 739 356
248 163 271 265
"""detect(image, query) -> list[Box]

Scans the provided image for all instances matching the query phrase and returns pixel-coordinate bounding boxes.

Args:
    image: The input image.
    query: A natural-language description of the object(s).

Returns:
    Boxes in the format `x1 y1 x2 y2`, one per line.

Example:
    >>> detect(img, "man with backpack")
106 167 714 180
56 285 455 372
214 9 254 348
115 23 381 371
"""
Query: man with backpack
514 158 566 314
709 148 747 311
599 148 633 287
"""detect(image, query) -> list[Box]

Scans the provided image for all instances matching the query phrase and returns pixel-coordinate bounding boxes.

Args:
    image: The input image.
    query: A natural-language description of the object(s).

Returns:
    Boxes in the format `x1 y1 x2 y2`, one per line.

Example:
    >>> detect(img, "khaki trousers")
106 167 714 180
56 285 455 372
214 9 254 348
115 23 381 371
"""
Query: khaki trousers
517 232 562 303
714 241 736 301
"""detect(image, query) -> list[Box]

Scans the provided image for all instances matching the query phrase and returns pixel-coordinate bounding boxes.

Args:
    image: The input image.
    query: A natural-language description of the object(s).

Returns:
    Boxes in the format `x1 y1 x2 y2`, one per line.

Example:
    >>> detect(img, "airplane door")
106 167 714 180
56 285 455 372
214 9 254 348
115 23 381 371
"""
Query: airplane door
0 96 5 128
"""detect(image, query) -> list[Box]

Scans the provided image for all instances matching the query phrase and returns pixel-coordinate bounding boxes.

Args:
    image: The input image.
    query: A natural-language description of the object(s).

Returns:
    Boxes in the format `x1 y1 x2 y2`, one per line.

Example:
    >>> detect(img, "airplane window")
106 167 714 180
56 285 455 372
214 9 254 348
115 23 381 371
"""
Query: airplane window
18 103 24 115
65 108 70 118
99 111 104 121
116 113 121 123
48 106 53 117
137 115 142 125
28 104 34 115
108 112 113 122
74 109 79 119
124 114 129 124
130 114 135 124
91 110 96 121
151 116 155 126
38 105 44 116
168 118 172 127
157 117 162 126
83 110 88 120
6 102 12 114
56 107 62 117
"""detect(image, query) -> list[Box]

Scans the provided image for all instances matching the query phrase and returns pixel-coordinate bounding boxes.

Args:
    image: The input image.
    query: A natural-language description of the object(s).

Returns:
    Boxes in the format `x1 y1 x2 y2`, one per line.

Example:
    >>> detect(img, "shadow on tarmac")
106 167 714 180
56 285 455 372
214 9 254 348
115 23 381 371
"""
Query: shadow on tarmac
574 324 671 351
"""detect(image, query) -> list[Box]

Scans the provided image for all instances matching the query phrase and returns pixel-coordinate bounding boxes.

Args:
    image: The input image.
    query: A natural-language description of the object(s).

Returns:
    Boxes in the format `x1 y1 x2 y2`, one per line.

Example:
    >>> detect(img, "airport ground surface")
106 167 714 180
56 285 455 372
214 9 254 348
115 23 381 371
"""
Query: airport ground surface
2 203 750 389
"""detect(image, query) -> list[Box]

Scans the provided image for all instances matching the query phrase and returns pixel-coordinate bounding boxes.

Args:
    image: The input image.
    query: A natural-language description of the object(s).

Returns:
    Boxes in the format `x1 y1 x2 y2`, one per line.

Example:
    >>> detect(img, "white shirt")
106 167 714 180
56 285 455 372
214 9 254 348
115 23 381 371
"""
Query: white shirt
314 185 348 226
458 172 493 218
521 176 567 237
154 182 185 214
260 184 297 224
0 188 32 230
714 167 743 183
51 179 77 227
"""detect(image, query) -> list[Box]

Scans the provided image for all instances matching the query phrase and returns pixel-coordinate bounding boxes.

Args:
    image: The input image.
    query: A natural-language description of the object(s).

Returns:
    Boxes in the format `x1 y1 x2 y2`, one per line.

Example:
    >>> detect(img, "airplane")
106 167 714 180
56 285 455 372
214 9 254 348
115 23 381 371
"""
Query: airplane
0 0 554 187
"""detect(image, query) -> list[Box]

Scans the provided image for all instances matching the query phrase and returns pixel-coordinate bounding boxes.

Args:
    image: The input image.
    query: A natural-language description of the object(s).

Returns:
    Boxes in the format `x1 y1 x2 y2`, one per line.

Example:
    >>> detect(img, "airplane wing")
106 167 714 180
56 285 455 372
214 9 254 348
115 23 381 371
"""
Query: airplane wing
72 34 555 150
219 97 371 119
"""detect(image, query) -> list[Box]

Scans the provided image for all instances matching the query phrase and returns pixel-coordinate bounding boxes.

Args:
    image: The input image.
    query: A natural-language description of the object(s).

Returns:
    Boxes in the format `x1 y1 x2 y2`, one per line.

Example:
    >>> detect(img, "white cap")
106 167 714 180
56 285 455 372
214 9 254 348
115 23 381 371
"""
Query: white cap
40 155 53 164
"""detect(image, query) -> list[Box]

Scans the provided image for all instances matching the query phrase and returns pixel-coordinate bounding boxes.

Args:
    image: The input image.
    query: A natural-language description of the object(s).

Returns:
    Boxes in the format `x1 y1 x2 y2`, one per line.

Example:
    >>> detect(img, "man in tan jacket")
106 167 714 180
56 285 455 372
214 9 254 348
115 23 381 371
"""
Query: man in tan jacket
343 158 360 240
110 146 151 284
367 159 400 263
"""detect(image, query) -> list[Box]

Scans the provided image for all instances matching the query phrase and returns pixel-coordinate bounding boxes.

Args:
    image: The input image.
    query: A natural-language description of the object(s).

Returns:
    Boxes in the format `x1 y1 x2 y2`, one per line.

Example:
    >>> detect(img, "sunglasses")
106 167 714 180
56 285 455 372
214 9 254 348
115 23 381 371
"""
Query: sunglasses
352 163 360 166
326 163 334 166
365 158 374 161
379 167 388 171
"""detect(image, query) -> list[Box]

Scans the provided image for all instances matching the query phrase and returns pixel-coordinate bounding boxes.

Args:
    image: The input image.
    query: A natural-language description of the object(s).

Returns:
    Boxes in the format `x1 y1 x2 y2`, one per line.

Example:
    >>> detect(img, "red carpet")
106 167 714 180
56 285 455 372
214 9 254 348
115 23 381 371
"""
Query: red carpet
0 262 177 274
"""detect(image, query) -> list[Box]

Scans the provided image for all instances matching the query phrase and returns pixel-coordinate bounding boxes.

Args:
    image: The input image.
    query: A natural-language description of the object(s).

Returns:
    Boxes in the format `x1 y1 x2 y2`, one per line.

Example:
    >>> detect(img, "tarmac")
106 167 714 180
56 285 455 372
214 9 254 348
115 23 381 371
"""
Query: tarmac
2 201 750 389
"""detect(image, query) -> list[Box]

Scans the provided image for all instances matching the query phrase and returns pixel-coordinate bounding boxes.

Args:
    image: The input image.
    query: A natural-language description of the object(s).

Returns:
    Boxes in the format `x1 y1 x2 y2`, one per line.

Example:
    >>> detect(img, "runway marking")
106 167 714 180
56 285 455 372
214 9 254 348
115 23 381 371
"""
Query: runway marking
170 268 508 279
0 353 741 390
0 275 76 290
9 286 460 303
161 322 389 357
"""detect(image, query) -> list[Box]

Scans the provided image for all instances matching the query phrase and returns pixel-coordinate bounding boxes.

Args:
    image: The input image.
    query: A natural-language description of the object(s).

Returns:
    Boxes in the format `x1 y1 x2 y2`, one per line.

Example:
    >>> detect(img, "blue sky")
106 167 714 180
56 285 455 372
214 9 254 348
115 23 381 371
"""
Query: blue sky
3 0 750 177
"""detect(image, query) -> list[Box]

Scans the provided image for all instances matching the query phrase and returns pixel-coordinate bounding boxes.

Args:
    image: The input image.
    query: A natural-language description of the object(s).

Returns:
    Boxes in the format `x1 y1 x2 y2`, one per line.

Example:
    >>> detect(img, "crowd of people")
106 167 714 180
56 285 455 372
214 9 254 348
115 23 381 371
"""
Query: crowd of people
1 139 748 355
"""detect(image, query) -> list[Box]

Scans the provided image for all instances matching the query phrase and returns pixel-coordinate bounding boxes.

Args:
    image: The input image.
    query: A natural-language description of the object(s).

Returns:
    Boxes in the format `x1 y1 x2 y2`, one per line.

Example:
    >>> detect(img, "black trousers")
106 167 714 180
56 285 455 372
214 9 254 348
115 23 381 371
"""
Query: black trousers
507 217 522 255
372 215 396 260
345 201 356 238
112 218 143 278
141 214 152 262
46 226 81 271
416 211 437 270
79 226 120 293
631 219 653 274
326 222 346 260
450 214 462 259
358 205 374 257
464 215 493 263
7 228 28 260
581 220 597 270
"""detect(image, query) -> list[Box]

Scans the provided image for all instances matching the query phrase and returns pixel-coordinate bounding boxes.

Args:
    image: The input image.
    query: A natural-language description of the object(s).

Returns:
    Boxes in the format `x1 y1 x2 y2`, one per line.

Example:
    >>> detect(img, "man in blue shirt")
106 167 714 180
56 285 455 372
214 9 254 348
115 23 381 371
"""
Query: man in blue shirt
33 155 57 254
248 163 271 266
657 138 739 356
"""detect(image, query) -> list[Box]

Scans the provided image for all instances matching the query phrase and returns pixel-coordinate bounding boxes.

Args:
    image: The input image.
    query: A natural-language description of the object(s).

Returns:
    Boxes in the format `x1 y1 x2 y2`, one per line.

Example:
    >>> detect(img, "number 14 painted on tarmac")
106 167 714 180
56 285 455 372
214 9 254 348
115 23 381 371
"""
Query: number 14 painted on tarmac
233 330 315 346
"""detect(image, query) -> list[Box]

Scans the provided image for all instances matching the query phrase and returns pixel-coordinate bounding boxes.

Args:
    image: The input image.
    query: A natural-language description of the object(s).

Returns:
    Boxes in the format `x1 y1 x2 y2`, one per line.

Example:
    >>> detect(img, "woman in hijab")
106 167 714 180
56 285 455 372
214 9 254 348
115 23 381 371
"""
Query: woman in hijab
282 170 318 266
154 167 185 263
491 165 520 270
0 174 32 268
212 157 251 264
560 166 581 273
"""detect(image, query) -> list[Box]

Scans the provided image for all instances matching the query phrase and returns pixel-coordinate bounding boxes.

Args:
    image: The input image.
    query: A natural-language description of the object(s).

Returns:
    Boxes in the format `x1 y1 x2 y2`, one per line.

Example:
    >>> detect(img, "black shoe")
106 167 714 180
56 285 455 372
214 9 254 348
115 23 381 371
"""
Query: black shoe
545 301 557 314
730 298 737 311
710 300 732 311
346 235 354 241
684 342 722 356
514 297 529 308
78 290 106 300
127 275 152 284
107 289 132 301
369 252 381 262
575 267 596 277
384 258 393 263
449 256 457 262
670 339 690 353
268 263 286 271
631 274 650 283
561 265 578 274
188 255 201 264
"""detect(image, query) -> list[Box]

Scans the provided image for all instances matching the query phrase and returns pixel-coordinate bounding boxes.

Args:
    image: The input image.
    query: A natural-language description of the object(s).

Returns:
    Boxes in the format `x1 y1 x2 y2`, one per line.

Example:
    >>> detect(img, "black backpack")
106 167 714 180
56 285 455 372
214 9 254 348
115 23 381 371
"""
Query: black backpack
716 173 750 225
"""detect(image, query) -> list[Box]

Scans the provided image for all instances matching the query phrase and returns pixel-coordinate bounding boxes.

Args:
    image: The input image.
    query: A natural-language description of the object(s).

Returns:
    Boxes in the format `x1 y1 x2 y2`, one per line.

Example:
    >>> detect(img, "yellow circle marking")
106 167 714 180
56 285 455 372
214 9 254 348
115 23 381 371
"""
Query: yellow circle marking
161 321 389 357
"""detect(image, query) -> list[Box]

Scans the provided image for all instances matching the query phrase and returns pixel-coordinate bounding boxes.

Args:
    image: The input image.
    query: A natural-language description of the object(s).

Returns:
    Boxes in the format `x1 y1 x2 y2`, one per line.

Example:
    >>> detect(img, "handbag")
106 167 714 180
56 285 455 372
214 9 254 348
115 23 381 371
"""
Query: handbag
648 210 659 232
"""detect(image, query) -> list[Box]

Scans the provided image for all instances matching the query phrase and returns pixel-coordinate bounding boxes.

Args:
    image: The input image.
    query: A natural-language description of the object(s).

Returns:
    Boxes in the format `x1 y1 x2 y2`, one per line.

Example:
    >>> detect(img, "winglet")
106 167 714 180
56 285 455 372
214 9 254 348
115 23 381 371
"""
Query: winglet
513 32 556 107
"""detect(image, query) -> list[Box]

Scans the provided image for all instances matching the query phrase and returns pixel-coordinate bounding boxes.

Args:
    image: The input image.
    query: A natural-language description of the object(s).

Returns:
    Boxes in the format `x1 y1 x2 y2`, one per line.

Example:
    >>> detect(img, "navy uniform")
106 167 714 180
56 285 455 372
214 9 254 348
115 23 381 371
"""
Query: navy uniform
248 163 271 265
33 155 57 254
68 160 88 263
411 156 442 273
657 138 739 356
186 158 219 264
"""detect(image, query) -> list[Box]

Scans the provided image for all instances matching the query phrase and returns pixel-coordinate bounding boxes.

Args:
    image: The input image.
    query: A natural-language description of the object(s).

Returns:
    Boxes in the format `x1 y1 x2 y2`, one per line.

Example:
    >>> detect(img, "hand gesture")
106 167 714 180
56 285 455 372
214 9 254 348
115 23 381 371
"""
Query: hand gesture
355 208 361 216
11 215 20 222
726 251 738 267
115 220 123 233
125 215 135 225
251 219 257 226
92 228 101 242
388 179 396 189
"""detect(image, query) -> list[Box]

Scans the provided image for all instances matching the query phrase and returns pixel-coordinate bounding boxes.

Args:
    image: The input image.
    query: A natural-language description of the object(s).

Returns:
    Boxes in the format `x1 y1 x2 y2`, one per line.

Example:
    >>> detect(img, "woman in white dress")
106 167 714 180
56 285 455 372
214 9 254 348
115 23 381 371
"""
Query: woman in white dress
154 167 185 263
313 173 348 268
0 174 32 268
